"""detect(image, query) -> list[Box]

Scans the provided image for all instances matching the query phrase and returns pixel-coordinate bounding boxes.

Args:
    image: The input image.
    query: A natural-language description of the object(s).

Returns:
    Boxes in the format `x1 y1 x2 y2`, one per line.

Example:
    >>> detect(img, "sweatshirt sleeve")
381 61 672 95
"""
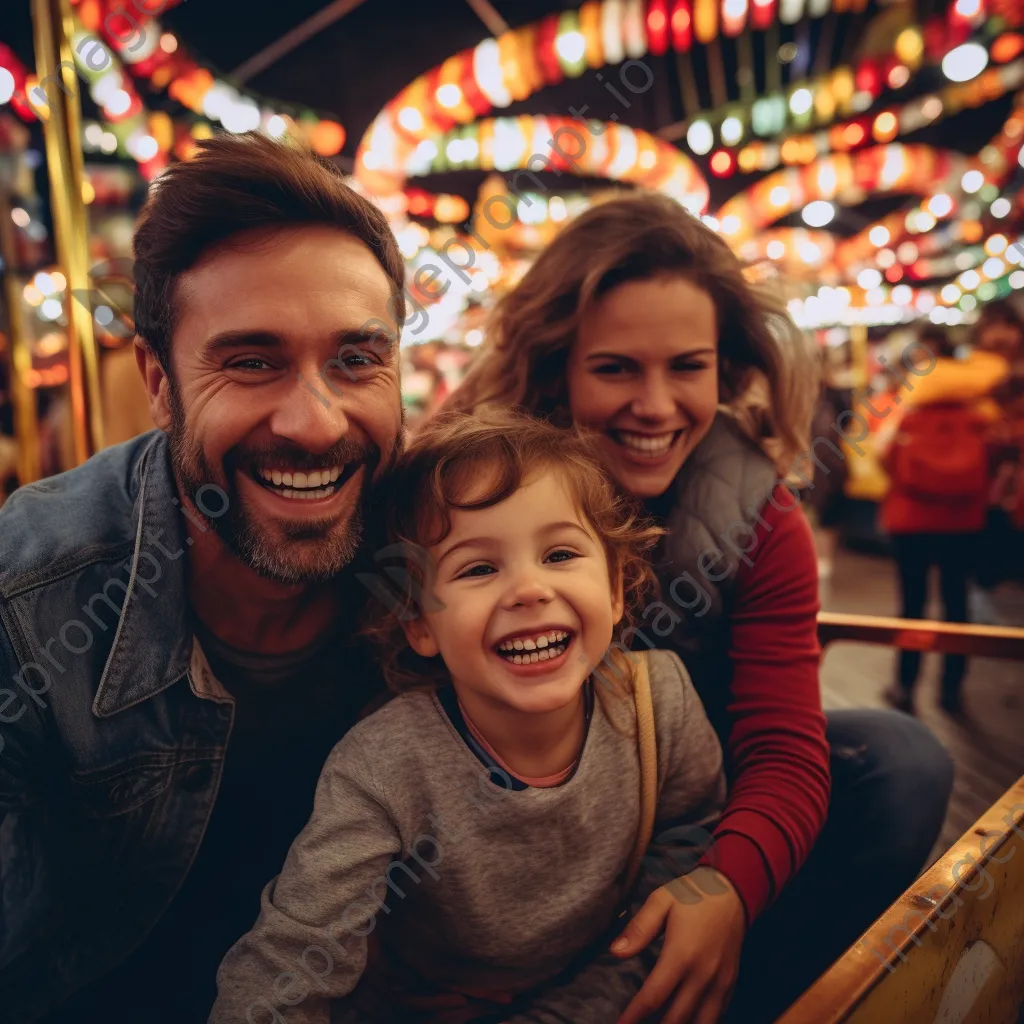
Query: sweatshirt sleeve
700 487 831 925
501 651 726 1024
649 649 728 829
502 870 669 1024
501 950 652 1024
209 733 403 1024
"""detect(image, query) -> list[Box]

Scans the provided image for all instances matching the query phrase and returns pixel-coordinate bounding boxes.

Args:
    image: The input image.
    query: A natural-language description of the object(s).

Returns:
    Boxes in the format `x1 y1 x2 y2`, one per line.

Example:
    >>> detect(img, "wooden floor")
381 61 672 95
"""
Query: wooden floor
819 545 1024 856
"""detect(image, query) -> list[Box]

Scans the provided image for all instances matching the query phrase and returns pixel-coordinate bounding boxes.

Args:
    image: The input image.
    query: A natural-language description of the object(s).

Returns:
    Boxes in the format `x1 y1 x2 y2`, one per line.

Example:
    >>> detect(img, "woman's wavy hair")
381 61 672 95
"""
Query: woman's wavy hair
361 407 664 718
444 191 819 475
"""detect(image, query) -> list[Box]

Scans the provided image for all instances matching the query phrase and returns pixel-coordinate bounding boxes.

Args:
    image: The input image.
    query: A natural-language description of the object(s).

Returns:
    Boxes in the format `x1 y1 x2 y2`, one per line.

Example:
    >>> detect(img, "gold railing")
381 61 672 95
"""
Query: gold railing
818 611 1024 661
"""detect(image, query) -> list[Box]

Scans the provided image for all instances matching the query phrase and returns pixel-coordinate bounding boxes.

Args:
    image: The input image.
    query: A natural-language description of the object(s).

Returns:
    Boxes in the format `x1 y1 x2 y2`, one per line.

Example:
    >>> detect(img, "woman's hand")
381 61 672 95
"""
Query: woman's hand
612 867 746 1024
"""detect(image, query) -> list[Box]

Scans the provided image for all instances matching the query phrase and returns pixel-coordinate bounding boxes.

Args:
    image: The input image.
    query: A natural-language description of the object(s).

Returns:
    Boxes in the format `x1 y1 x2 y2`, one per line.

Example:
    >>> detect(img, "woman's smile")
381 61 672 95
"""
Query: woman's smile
607 428 688 465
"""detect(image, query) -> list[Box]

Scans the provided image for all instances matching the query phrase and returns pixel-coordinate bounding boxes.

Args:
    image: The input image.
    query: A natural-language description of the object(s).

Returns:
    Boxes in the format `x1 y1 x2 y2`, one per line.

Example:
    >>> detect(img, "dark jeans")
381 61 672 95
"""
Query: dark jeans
724 709 954 1024
891 532 976 693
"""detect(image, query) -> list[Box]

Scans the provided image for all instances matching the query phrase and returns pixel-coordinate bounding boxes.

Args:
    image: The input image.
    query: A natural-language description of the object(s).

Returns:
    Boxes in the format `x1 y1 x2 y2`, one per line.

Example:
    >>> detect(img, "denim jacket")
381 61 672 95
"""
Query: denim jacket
0 431 235 1022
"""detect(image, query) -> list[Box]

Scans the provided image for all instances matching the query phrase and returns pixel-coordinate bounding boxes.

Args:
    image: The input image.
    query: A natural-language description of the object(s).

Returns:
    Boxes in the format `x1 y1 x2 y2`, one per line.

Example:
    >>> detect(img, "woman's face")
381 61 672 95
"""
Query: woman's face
566 276 719 499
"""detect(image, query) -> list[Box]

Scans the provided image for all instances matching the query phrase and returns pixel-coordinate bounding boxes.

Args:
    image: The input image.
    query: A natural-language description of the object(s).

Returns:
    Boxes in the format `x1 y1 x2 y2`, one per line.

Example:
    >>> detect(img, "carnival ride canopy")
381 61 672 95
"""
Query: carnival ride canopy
1 0 1022 337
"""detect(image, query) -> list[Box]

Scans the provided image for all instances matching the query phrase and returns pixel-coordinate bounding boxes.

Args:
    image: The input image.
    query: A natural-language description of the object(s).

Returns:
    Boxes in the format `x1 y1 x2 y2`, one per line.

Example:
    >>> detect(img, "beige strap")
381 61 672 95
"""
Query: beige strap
624 651 658 892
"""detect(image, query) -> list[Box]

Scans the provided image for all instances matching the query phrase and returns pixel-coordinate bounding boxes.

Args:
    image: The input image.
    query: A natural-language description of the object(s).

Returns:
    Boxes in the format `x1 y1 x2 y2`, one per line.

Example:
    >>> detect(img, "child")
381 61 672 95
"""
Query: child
210 408 726 1024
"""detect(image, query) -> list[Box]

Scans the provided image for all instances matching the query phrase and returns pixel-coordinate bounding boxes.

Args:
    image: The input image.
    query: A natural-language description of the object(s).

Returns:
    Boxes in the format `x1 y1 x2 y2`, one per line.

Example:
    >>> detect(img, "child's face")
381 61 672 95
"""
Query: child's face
403 469 624 714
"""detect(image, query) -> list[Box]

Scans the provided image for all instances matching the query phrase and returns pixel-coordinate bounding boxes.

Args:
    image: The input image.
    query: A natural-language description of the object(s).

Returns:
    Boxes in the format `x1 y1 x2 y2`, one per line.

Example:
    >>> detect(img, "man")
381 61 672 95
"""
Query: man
0 133 406 1022
0 132 838 1024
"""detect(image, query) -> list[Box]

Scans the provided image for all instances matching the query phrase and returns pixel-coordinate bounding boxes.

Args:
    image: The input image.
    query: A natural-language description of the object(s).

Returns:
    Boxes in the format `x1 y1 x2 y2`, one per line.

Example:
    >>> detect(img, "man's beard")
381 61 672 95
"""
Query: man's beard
167 389 396 585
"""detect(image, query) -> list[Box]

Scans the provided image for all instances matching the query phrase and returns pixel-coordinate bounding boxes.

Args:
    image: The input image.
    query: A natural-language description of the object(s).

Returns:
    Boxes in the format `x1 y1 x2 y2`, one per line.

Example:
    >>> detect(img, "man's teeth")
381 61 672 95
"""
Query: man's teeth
276 487 337 501
615 431 677 454
256 466 343 497
497 630 570 664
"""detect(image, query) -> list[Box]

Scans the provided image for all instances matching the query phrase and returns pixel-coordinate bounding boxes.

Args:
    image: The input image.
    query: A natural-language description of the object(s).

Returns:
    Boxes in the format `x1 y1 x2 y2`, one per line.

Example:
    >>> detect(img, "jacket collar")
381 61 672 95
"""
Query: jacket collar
93 433 196 718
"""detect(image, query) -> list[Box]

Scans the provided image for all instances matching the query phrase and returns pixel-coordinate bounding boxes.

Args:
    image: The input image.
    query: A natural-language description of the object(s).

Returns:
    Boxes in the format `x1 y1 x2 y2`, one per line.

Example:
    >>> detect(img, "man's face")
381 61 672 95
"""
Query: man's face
150 224 403 584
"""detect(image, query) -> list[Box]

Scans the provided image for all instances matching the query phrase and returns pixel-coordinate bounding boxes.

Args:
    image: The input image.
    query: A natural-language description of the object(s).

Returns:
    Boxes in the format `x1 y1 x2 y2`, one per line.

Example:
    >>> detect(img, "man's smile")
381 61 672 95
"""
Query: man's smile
236 460 366 515
248 461 362 501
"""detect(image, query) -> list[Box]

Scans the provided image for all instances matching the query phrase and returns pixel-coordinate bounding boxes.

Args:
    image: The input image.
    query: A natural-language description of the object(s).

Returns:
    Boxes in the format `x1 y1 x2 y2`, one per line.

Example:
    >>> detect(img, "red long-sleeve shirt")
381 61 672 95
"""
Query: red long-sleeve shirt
699 485 832 924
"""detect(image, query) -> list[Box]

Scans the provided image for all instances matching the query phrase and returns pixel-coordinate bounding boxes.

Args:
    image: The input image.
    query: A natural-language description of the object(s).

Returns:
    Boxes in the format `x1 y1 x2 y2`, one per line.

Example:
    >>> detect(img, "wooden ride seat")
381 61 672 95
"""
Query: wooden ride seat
776 777 1024 1024
773 614 1024 1024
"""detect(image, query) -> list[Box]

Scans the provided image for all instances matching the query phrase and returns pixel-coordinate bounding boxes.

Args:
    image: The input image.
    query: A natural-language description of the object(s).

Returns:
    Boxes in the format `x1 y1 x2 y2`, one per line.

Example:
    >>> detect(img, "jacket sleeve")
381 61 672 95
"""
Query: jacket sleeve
209 732 403 1024
0 615 47 820
0 616 50 959
701 489 831 925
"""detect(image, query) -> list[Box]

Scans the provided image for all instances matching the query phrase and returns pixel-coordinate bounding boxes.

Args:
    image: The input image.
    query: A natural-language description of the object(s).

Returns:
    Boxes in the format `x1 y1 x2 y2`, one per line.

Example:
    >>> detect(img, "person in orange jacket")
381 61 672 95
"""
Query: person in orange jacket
877 324 1010 714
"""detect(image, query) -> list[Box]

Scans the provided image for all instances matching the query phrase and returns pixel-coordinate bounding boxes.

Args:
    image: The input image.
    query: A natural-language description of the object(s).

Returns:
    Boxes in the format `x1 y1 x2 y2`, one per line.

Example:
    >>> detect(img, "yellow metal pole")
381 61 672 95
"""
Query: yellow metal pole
0 185 42 484
31 0 104 463
850 323 868 390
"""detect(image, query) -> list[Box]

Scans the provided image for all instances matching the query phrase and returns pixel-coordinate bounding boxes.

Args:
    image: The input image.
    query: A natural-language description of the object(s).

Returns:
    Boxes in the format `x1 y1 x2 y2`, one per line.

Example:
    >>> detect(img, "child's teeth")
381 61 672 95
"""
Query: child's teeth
497 632 572 660
503 641 569 665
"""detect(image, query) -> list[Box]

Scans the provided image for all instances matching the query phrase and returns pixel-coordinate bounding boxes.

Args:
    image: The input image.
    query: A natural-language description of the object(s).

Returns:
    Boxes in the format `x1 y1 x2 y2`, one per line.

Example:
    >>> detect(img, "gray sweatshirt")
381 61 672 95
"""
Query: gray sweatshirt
210 649 725 1024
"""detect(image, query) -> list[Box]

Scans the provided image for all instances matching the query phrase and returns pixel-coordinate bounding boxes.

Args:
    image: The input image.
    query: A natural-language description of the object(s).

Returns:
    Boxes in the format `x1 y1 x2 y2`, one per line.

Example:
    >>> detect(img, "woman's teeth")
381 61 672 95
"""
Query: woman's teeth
255 465 343 500
614 431 678 455
496 630 570 665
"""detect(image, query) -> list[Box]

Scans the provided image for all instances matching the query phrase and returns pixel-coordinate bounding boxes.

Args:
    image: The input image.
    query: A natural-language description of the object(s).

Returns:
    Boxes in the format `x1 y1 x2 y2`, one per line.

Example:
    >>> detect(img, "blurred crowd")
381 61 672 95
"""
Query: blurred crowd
807 299 1024 710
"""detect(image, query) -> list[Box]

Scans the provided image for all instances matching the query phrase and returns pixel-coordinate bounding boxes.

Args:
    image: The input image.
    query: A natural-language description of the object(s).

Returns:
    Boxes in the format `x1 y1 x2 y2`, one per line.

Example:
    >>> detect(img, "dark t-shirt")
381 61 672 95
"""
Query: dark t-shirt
45 623 381 1024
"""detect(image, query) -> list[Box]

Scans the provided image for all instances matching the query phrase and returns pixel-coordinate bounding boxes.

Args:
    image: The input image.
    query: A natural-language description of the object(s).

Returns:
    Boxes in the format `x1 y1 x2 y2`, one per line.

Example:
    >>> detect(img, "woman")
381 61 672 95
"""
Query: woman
444 192 954 1024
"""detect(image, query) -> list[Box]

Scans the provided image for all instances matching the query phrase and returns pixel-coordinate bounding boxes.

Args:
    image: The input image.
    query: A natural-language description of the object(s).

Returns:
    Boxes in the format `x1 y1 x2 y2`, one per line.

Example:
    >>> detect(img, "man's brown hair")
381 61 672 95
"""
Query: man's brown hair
132 132 406 370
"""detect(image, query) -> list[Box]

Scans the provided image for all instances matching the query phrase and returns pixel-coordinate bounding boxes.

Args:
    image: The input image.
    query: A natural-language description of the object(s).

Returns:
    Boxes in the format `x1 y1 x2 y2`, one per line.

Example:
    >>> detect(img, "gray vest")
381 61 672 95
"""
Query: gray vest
646 412 780 741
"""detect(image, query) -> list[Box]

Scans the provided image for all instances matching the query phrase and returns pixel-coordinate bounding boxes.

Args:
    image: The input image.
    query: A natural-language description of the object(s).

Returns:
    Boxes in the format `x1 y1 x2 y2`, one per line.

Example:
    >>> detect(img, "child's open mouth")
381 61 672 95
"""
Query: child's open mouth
494 629 573 666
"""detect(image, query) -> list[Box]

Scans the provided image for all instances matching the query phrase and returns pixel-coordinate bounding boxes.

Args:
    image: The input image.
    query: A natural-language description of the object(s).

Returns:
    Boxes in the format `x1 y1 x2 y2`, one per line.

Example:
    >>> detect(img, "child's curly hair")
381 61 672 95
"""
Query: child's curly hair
360 406 664 705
